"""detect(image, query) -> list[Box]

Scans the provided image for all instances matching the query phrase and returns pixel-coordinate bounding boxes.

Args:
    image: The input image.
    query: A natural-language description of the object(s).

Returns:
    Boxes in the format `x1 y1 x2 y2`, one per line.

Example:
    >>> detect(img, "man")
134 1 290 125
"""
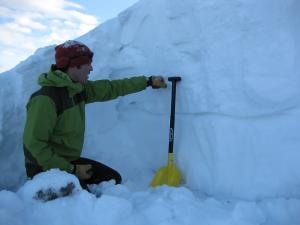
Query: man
23 40 167 189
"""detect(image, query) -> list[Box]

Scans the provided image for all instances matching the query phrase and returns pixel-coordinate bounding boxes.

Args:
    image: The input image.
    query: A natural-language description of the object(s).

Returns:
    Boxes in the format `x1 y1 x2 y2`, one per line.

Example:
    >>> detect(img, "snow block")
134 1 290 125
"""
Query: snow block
17 169 82 202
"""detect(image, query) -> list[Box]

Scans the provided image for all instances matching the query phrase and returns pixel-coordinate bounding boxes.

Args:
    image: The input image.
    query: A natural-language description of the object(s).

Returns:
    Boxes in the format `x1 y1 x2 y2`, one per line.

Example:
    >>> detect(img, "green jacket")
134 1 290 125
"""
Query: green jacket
23 67 148 175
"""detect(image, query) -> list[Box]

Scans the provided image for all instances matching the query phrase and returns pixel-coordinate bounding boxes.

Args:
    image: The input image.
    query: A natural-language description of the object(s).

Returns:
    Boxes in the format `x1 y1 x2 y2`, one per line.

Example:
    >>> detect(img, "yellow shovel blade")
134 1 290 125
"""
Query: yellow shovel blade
150 154 182 187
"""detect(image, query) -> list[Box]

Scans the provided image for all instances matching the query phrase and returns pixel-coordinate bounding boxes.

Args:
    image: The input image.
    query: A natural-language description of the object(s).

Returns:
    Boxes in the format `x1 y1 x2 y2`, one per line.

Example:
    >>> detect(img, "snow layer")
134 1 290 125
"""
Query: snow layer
1 170 300 225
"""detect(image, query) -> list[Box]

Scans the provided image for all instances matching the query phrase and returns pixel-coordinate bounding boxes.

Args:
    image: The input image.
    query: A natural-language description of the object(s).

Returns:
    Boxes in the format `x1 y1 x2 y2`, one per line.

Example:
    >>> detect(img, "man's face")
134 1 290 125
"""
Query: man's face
68 63 93 83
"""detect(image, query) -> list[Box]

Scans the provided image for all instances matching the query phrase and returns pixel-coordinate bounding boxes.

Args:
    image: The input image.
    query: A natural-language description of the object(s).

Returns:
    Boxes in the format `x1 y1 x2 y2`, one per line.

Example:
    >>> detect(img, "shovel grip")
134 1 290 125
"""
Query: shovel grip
168 76 181 82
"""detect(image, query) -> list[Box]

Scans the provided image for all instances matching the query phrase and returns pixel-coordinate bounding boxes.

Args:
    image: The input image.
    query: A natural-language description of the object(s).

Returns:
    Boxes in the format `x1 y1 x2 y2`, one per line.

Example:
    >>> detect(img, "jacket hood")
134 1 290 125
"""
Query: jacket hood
38 66 83 96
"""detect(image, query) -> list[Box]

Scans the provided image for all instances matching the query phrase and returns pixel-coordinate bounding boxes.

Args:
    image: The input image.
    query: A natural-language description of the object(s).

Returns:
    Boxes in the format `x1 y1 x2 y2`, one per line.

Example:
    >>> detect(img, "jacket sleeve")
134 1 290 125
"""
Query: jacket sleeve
83 76 148 103
23 96 73 172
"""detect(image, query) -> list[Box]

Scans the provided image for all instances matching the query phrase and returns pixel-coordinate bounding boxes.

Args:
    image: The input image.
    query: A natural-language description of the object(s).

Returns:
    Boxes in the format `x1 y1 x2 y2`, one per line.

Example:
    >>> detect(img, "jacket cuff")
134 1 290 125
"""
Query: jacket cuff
69 163 76 173
147 76 152 87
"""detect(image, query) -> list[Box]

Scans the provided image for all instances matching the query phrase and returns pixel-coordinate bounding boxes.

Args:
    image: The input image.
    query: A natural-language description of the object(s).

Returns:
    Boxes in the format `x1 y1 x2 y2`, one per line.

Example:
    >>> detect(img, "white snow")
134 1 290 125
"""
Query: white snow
0 0 300 224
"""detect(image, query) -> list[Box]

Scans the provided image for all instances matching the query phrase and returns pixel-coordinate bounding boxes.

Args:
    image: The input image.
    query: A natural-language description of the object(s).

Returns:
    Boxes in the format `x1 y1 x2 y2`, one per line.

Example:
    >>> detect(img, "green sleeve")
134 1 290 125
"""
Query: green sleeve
83 76 148 103
23 96 73 172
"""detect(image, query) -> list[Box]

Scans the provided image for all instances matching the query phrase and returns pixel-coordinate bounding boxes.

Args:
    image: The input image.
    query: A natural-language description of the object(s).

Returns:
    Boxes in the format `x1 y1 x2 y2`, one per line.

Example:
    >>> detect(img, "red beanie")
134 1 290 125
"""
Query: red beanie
55 40 94 69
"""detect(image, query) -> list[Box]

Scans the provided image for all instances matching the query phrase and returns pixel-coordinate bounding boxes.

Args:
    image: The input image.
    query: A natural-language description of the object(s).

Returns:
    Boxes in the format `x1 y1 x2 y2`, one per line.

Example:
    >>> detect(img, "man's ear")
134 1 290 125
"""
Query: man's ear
67 65 77 73
66 66 76 76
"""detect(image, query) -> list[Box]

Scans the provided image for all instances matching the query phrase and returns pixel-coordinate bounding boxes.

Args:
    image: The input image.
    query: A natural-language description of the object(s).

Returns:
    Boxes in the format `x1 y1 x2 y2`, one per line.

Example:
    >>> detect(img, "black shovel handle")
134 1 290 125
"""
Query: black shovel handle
168 76 181 154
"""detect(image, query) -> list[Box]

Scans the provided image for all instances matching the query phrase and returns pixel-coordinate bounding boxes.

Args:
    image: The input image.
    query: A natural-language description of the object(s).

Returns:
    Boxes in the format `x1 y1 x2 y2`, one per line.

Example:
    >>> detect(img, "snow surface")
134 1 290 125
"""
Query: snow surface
1 0 300 224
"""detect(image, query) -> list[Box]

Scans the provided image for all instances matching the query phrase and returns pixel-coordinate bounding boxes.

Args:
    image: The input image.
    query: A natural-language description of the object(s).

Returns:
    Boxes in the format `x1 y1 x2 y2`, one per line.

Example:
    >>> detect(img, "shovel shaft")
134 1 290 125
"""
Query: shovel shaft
168 76 181 154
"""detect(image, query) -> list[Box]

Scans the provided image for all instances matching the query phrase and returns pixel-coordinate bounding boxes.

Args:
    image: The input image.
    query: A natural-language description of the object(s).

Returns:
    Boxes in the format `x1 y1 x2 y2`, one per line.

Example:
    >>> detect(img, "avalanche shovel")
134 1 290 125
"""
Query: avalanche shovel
151 76 182 187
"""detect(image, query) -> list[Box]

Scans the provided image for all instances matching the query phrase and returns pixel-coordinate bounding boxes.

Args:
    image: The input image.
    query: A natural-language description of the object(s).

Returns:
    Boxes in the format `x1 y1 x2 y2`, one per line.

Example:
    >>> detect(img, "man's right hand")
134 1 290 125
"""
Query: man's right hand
147 76 167 89
72 164 93 180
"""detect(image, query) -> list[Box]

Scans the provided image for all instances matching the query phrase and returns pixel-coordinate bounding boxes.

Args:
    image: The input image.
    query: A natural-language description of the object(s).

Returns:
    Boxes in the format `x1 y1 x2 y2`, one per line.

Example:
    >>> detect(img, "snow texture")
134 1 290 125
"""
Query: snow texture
0 0 300 224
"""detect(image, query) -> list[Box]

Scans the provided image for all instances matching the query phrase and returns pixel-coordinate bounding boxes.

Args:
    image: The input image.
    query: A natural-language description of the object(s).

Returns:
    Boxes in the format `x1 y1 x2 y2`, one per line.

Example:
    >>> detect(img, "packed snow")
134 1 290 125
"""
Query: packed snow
0 0 300 224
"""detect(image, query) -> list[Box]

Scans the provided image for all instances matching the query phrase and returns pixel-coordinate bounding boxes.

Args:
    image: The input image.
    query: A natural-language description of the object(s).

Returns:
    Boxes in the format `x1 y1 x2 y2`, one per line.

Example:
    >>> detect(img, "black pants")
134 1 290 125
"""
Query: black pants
71 157 122 189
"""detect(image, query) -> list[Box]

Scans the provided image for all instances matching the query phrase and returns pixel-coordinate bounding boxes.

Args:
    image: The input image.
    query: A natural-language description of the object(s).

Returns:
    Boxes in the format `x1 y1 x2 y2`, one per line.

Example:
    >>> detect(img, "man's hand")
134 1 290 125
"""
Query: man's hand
148 76 167 89
72 164 93 180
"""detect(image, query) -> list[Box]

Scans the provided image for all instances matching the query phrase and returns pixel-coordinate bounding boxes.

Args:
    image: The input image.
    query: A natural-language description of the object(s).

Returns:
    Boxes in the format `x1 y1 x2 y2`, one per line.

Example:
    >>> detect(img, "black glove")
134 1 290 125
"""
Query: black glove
147 76 167 89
